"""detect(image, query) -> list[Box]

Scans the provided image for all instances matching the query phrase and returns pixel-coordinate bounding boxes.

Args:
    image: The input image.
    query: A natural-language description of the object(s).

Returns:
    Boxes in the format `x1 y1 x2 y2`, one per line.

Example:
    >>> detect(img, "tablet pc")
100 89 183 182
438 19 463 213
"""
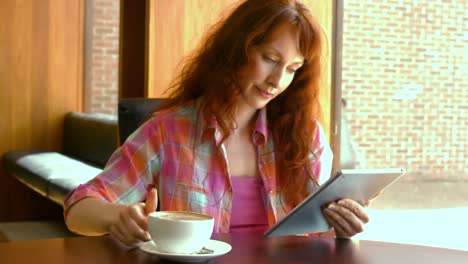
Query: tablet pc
264 168 405 237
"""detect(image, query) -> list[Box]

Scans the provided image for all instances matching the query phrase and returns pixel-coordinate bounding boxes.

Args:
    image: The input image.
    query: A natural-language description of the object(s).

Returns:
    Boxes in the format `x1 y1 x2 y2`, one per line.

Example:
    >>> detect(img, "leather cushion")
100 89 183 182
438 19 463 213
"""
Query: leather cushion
63 112 118 168
118 98 165 145
3 151 101 205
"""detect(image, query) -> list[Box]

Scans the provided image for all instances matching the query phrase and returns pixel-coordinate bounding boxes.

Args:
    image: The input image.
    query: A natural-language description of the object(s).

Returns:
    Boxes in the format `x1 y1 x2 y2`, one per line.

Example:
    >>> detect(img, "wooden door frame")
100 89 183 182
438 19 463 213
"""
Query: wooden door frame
331 0 343 173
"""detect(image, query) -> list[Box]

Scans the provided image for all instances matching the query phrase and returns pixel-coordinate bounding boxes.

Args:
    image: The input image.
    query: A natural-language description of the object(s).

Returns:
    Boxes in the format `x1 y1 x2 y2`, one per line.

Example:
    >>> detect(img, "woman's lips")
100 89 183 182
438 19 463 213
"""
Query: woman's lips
256 86 274 98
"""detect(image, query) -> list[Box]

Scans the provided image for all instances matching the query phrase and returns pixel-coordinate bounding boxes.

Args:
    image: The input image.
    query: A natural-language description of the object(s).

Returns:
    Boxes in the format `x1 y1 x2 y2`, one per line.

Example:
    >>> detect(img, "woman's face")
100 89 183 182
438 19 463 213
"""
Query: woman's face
237 22 304 110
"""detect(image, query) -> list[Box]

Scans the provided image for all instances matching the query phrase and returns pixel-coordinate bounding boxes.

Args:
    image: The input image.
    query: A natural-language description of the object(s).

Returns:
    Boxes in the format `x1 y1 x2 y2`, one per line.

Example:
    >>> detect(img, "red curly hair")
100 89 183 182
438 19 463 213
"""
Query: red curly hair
161 0 324 207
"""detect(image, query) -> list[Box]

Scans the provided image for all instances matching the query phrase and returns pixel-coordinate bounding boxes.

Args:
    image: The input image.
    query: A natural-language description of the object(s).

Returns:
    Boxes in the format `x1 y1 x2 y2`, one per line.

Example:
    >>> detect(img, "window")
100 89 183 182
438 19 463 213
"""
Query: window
336 0 467 250
83 0 120 115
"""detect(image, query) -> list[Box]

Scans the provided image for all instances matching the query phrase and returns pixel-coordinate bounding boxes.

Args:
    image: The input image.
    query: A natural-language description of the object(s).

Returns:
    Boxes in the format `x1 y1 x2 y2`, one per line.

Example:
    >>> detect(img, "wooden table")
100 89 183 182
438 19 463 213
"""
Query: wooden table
1 233 467 264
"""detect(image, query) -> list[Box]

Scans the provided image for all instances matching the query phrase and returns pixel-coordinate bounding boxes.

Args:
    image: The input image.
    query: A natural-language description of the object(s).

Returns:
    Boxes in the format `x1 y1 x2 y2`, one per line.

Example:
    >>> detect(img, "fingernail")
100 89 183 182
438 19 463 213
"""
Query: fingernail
338 200 345 205
328 204 335 209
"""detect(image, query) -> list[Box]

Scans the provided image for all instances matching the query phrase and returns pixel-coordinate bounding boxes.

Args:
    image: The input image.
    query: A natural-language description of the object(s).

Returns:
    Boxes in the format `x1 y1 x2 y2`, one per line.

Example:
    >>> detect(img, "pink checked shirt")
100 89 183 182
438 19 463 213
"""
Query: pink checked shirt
64 100 333 234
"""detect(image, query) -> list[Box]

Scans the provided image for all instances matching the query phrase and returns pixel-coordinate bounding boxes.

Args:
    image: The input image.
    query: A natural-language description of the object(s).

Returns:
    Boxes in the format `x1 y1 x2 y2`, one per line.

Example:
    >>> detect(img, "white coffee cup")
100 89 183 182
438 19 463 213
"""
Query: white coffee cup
148 211 214 254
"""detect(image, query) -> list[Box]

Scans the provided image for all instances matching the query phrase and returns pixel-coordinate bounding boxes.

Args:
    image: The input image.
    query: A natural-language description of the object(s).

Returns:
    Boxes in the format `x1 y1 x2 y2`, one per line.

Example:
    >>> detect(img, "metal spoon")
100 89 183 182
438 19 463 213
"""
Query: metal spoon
196 247 214 254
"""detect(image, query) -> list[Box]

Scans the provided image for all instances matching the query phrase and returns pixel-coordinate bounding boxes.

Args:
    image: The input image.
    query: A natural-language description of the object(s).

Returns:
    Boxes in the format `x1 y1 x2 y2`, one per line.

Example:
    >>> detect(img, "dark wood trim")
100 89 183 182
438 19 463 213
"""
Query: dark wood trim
118 0 147 98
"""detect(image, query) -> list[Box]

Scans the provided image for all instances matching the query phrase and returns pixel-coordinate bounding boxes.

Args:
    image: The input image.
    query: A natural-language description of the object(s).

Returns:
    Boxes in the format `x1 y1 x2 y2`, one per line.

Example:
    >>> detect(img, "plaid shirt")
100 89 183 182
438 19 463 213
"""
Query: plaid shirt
64 100 333 233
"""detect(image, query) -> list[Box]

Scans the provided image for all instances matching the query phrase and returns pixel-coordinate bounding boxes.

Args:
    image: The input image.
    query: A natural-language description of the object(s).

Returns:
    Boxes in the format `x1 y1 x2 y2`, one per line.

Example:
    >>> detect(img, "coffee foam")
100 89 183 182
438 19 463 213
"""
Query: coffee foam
158 212 210 221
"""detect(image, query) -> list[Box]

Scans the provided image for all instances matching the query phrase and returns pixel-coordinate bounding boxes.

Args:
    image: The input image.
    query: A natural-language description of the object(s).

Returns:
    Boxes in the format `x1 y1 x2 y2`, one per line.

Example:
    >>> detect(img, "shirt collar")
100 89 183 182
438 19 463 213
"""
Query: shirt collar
202 107 269 147
252 107 268 146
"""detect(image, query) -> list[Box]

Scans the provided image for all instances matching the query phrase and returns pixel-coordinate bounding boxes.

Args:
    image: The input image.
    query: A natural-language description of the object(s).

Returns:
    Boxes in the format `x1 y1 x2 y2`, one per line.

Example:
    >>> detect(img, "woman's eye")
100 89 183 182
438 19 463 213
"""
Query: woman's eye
263 55 277 63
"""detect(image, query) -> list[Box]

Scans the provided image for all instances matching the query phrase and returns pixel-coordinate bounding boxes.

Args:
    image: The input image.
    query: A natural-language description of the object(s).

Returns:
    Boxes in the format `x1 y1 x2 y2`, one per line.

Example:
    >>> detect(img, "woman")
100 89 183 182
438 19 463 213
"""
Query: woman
64 0 369 247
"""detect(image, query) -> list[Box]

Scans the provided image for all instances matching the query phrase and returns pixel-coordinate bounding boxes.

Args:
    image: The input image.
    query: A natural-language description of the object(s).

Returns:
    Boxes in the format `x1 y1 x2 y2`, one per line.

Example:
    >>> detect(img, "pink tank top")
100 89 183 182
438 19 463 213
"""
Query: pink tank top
229 176 269 234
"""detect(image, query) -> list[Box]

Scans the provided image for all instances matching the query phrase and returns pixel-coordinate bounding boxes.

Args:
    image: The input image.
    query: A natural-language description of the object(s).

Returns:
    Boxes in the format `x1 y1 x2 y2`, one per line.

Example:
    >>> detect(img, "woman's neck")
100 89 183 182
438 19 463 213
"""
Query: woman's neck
231 100 258 136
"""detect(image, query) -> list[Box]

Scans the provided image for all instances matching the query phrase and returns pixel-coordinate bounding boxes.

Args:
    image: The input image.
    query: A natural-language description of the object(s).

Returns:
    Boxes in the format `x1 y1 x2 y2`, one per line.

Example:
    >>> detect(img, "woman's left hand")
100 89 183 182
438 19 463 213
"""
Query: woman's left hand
322 198 370 238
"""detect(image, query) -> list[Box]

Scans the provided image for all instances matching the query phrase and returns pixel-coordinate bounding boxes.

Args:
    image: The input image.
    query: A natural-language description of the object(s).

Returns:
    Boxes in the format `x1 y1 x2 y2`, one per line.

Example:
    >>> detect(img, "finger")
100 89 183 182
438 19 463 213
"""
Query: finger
145 188 158 215
117 221 139 243
338 199 369 224
109 224 126 242
129 203 152 233
120 206 150 241
324 204 354 235
142 231 151 241
331 203 365 235
324 209 348 237
111 222 139 246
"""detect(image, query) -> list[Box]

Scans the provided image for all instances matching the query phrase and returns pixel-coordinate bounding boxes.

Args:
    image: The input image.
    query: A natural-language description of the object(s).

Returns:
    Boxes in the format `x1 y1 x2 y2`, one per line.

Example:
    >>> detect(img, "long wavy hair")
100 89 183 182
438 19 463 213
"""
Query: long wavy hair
160 0 324 207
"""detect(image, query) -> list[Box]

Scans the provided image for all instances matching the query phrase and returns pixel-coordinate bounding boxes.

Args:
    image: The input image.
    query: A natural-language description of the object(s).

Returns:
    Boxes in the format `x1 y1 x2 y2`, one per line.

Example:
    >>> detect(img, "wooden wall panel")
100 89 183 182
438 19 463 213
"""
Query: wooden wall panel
147 0 185 98
147 0 237 98
0 0 84 221
146 0 333 137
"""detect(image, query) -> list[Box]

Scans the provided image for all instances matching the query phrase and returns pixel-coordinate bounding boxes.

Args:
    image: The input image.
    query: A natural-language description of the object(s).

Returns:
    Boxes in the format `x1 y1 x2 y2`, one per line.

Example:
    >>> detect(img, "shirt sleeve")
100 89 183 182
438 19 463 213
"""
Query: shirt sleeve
63 117 163 218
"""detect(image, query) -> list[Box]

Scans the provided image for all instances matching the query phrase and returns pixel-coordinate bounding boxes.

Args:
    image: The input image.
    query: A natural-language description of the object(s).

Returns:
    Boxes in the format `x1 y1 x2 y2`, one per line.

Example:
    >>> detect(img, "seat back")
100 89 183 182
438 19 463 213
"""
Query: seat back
64 112 118 167
118 98 166 145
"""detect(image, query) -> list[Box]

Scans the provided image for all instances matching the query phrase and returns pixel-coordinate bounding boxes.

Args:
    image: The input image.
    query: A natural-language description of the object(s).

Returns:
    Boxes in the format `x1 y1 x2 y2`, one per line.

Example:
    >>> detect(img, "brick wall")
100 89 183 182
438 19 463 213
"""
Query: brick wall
87 0 119 115
342 0 467 180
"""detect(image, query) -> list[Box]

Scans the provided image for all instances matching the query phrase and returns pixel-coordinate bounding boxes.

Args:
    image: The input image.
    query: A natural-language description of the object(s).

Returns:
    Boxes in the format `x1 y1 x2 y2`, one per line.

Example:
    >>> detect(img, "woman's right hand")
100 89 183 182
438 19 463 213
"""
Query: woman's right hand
109 188 158 247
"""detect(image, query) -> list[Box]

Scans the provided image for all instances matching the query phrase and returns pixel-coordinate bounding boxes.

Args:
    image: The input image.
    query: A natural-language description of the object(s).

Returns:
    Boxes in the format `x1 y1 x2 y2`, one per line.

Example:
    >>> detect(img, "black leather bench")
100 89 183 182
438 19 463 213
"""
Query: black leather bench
117 98 164 144
2 112 119 205
2 98 164 207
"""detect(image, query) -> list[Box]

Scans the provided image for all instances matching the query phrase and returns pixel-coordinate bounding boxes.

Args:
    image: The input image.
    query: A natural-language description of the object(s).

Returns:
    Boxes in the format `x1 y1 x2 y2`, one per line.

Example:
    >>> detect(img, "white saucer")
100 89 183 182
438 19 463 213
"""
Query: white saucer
139 239 232 262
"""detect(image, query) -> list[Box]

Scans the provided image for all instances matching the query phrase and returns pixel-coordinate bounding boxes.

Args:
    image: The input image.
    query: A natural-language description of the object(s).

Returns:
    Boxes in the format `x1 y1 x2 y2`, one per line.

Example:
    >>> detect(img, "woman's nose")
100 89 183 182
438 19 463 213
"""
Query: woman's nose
267 68 283 88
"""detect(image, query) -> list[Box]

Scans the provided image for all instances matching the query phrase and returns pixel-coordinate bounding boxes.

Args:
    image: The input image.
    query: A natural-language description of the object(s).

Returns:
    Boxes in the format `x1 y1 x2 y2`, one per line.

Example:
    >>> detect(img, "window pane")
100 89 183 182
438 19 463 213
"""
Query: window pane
340 0 468 250
341 0 467 209
84 0 120 115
